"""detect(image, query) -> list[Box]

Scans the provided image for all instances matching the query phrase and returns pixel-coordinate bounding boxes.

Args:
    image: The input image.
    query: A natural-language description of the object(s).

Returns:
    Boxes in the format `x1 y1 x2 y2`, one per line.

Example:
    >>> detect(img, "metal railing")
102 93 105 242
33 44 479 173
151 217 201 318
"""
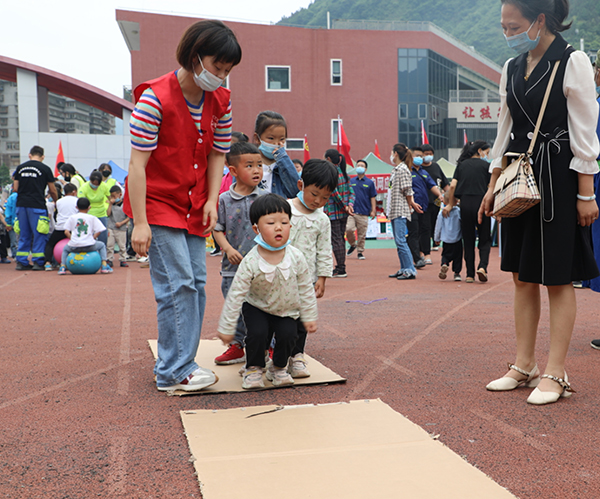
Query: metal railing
449 89 500 103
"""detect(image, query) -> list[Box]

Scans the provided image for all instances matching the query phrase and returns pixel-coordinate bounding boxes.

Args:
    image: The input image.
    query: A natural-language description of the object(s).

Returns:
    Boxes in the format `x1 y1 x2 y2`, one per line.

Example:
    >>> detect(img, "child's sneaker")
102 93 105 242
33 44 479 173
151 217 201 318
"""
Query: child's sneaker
157 367 218 392
44 262 53 271
439 264 448 280
58 265 67 275
101 264 113 274
266 365 294 386
288 353 311 378
242 367 265 390
119 261 129 267
454 273 462 281
214 343 245 365
357 253 365 260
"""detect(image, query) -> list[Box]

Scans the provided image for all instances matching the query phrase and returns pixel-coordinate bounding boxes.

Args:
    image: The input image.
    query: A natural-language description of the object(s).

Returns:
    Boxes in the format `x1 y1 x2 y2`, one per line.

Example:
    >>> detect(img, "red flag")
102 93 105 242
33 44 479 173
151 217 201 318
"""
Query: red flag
374 139 381 159
337 121 353 167
55 141 65 177
421 121 429 145
463 129 468 146
303 134 310 163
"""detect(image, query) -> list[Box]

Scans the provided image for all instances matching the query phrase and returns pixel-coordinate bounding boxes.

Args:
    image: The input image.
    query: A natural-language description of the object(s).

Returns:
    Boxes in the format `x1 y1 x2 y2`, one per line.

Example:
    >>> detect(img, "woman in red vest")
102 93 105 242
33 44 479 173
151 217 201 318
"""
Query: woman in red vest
123 20 242 392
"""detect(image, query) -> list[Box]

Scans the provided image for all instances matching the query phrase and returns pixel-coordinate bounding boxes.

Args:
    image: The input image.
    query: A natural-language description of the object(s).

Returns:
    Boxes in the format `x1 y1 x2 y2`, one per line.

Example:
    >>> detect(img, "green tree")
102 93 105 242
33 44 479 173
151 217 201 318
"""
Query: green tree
0 164 11 188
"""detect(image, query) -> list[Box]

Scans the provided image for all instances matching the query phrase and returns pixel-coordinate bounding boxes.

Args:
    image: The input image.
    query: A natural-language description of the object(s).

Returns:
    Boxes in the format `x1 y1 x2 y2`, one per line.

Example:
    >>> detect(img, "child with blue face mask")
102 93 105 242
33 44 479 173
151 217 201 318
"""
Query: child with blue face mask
253 110 300 198
217 193 318 390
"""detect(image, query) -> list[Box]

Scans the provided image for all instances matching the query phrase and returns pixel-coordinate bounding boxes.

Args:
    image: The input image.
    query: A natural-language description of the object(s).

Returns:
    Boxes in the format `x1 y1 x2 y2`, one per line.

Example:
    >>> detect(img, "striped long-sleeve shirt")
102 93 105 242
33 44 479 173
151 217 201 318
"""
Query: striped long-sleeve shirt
324 166 355 220
129 81 232 153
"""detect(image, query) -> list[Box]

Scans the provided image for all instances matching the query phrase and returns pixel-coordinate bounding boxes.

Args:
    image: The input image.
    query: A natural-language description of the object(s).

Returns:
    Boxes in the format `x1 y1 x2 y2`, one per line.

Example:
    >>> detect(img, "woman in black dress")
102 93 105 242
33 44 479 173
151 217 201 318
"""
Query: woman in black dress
445 140 492 283
481 0 599 405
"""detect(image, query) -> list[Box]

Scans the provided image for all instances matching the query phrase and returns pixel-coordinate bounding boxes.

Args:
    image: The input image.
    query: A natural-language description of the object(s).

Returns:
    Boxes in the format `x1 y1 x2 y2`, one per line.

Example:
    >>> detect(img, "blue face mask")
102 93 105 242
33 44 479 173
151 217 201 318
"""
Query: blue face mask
505 21 540 55
596 86 600 95
297 190 312 210
259 140 280 160
423 155 434 163
90 183 99 190
481 154 492 163
413 157 424 167
254 232 290 252
355 166 366 176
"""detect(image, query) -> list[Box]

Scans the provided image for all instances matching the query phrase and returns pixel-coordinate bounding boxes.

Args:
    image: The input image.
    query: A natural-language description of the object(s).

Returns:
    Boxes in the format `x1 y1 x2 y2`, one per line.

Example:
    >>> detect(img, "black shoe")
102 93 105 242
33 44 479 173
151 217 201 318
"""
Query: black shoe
107 260 114 268
32 263 44 271
415 259 427 269
573 281 583 288
389 271 401 278
591 340 600 350
397 273 416 280
332 269 347 278
16 262 32 271
357 253 365 260
210 248 222 256
347 245 357 256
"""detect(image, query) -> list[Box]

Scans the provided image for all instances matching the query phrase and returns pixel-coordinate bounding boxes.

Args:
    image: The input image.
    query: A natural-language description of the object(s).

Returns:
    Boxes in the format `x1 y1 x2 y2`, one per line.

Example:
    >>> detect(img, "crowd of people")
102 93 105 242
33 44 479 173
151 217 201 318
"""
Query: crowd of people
2 0 599 405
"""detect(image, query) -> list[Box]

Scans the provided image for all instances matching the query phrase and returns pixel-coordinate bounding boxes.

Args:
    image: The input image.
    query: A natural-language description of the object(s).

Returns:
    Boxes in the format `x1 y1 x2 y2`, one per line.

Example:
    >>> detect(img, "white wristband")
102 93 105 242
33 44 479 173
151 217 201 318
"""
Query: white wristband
577 194 596 201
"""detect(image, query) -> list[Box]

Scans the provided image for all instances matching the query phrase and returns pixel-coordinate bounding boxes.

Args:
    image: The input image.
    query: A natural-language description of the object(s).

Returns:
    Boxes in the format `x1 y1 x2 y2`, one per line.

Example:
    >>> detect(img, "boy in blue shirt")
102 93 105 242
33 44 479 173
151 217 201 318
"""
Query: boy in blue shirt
436 196 463 281
213 142 265 365
346 159 377 260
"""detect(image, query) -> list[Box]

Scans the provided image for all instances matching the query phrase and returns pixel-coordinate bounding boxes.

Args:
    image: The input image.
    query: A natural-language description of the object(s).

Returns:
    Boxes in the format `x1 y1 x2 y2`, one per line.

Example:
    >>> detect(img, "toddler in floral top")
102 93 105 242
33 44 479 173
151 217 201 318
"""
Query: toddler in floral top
217 194 318 390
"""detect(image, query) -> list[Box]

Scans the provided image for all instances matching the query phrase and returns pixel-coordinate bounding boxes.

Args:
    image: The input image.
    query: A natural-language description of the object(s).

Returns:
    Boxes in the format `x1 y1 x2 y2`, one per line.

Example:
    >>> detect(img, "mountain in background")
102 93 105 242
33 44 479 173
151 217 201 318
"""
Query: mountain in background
279 0 600 67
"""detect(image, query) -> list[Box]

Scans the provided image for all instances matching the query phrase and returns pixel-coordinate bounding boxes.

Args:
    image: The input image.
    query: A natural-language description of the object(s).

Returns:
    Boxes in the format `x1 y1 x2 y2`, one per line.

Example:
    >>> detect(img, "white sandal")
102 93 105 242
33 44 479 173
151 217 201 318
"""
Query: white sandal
486 363 540 391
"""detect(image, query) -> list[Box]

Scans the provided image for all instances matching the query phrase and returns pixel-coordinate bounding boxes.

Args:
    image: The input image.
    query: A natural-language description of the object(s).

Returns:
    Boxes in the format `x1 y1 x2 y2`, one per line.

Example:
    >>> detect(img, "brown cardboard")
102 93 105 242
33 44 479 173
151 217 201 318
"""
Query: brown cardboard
148 339 346 395
180 399 517 498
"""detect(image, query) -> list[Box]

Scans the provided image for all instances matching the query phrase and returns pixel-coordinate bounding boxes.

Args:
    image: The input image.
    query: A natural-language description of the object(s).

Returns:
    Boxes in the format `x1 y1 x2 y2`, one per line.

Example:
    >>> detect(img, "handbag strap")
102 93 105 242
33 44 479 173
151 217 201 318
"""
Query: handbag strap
527 60 561 156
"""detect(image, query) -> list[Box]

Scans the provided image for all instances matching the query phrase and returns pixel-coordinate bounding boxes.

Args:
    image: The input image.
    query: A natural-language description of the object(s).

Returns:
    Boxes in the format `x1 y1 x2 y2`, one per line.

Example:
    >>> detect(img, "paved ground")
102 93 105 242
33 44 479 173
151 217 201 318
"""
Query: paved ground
1 247 599 498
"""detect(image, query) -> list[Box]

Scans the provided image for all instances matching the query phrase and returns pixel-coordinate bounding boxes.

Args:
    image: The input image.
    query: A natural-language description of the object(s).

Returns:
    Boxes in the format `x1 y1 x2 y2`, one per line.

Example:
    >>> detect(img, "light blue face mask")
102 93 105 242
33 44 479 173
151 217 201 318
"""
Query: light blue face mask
259 140 280 160
413 156 424 167
355 166 366 176
505 21 541 55
596 86 600 95
297 190 312 210
481 154 492 163
254 232 290 252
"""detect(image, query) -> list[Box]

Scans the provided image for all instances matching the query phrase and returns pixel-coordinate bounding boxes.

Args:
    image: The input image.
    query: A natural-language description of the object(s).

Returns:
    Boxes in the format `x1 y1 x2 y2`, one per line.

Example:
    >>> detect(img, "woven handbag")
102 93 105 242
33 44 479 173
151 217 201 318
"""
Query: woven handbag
493 60 560 218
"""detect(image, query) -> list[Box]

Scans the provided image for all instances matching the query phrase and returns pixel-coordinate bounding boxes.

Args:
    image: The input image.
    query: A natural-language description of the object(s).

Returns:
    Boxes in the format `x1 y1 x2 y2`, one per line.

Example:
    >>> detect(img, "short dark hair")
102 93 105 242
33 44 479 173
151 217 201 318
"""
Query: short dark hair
292 159 303 168
226 142 261 167
355 159 368 169
109 185 122 194
324 149 348 182
410 146 424 153
77 197 90 210
63 183 77 195
301 159 338 192
29 145 44 157
254 110 287 138
250 193 291 225
421 144 434 153
501 0 571 34
89 171 102 183
231 131 249 143
60 163 76 176
176 20 242 72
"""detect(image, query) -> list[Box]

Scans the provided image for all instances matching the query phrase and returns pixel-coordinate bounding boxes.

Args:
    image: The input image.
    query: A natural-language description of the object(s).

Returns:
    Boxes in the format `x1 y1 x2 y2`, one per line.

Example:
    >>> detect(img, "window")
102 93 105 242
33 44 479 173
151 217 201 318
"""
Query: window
418 104 427 119
399 104 408 119
331 119 342 145
0 118 7 126
0 130 8 138
0 106 8 114
6 142 19 150
331 59 342 85
286 139 304 151
266 66 291 91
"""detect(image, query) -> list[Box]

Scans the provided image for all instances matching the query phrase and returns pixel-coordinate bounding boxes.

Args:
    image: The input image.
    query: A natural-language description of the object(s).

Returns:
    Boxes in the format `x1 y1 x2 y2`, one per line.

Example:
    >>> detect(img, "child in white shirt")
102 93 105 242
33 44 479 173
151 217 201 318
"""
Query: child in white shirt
286 159 338 377
217 194 318 390
58 197 112 275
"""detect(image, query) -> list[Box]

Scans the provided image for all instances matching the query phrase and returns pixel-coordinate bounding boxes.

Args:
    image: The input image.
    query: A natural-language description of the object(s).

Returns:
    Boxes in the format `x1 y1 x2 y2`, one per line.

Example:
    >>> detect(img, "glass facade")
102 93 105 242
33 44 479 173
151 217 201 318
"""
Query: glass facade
398 49 458 155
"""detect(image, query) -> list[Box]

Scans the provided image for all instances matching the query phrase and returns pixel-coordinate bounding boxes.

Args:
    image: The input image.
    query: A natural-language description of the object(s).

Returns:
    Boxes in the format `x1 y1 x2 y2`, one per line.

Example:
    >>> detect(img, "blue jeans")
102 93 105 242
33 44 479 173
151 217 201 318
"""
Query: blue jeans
148 225 207 387
16 207 49 266
97 216 108 246
391 217 416 276
61 241 107 264
221 275 247 347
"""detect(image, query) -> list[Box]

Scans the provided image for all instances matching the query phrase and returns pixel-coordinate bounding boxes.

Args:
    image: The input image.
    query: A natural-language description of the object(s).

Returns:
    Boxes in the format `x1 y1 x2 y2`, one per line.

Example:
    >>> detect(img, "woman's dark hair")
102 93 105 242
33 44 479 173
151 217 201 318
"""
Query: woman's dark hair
98 163 112 173
60 163 76 176
176 20 242 72
292 159 303 168
500 0 571 34
54 181 63 199
392 143 413 168
301 159 339 192
89 170 103 184
231 131 249 143
356 159 368 169
456 140 492 166
250 193 292 225
324 149 349 181
254 110 287 138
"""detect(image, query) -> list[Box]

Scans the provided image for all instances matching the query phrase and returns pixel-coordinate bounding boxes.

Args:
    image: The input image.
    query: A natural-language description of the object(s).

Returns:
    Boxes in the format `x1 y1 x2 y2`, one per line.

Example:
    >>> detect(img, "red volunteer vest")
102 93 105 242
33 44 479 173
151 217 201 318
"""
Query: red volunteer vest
123 71 230 236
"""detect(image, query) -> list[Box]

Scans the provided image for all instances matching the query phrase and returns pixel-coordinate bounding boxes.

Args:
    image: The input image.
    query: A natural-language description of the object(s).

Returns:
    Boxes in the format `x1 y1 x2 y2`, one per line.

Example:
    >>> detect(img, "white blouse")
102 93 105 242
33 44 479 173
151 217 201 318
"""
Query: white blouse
490 49 600 175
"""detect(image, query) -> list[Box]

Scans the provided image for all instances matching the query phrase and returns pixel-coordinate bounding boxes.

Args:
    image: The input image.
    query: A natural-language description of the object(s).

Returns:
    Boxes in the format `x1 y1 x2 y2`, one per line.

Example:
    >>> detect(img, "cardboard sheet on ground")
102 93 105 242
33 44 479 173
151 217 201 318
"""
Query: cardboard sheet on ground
181 399 517 498
148 339 346 395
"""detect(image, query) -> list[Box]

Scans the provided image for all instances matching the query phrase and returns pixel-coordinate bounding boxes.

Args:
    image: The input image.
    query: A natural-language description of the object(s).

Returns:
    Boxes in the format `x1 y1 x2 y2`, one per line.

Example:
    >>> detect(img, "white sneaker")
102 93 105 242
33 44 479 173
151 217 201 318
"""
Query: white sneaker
288 353 311 378
137 256 149 263
157 367 217 392
266 365 294 386
242 367 265 389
